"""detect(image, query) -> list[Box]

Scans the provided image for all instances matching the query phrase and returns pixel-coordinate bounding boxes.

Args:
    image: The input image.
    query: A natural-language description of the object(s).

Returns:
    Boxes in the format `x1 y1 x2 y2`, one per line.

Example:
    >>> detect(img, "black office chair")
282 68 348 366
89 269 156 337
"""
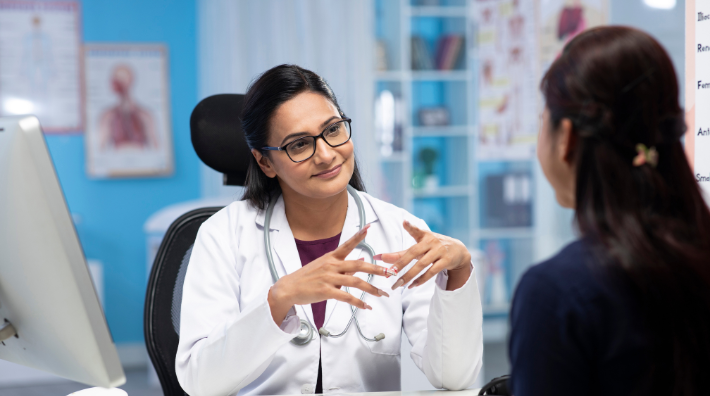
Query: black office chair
144 94 249 396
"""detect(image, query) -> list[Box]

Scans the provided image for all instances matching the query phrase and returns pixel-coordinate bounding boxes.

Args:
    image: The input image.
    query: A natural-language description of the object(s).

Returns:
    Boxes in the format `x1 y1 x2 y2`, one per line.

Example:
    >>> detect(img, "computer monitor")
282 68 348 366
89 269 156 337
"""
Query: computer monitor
0 116 125 388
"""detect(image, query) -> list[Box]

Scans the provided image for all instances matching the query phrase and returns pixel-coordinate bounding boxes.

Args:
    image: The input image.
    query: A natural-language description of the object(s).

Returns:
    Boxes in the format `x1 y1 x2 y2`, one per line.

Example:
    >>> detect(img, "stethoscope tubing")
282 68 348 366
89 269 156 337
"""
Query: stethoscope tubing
264 185 385 345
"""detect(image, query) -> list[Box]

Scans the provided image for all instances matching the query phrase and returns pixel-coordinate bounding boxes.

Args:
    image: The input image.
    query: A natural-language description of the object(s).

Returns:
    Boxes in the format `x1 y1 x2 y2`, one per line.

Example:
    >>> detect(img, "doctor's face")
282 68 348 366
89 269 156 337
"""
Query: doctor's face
264 91 355 200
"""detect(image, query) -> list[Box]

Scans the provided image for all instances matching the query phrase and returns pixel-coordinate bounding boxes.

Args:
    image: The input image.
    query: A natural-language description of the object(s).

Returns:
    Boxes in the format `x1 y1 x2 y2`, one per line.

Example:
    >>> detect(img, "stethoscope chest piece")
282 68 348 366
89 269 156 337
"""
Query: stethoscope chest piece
291 319 314 346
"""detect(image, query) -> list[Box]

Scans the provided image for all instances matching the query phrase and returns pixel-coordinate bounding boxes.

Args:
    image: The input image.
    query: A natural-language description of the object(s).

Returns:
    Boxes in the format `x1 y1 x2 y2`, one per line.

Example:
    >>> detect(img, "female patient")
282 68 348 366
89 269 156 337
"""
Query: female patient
510 26 710 395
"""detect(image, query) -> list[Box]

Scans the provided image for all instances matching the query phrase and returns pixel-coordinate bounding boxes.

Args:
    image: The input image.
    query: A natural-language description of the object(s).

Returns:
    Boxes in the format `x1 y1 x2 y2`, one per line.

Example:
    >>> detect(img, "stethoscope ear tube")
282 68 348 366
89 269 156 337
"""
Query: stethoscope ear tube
263 186 386 346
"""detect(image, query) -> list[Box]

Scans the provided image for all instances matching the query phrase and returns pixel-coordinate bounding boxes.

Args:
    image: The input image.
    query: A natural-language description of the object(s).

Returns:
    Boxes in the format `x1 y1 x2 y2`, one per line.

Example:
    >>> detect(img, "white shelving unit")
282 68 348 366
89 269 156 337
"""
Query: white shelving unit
374 0 537 326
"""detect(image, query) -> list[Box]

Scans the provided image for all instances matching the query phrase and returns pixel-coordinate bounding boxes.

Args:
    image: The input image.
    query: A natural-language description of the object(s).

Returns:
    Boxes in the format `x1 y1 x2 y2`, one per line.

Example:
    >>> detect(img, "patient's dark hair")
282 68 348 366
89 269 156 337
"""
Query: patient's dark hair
542 26 710 395
240 64 365 210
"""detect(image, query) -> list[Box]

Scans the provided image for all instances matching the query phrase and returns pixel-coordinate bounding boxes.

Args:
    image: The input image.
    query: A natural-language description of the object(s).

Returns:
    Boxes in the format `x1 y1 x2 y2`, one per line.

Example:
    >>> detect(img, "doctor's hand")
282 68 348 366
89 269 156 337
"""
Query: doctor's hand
375 220 472 292
268 224 390 326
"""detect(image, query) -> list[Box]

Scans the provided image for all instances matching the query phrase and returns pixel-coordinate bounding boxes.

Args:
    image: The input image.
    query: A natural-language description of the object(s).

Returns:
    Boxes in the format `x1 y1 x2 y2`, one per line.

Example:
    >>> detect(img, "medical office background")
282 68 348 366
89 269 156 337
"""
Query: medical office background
0 0 688 391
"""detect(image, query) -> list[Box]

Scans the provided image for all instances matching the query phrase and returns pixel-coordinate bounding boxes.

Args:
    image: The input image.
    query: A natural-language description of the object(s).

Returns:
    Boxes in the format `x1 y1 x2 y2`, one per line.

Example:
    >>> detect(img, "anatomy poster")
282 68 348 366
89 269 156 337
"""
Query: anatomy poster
475 0 539 160
686 0 710 201
84 44 173 178
538 0 609 73
0 1 83 133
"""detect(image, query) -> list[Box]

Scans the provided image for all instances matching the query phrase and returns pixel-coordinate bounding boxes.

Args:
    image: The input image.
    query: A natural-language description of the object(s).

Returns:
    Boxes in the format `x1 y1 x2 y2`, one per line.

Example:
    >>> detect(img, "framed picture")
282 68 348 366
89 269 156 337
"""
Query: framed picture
0 1 83 133
84 43 173 178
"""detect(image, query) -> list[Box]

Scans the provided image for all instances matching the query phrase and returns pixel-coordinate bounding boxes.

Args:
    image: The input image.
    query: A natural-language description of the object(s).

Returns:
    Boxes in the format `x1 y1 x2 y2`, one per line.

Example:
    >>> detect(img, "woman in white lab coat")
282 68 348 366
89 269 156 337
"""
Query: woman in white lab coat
176 64 483 396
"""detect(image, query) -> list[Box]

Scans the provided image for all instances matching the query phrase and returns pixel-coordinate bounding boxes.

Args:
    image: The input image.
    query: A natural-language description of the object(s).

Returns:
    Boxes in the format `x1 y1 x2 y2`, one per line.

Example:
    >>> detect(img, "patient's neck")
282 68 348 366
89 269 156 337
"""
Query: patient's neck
280 186 348 242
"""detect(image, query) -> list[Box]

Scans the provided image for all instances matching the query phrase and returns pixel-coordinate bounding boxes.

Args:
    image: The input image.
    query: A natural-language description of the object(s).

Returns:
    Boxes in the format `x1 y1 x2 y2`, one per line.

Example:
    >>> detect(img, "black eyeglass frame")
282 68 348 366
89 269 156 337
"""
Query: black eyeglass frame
260 118 353 163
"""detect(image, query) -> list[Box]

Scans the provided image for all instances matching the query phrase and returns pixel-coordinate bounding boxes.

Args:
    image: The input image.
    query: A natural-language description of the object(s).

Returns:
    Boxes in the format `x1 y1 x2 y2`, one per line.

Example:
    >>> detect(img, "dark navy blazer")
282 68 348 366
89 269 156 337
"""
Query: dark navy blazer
509 240 654 396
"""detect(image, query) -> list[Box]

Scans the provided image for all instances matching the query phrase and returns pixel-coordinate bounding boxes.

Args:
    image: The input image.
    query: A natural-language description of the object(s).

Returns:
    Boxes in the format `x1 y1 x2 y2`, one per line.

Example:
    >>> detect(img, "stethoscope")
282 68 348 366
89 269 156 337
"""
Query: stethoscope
264 185 386 346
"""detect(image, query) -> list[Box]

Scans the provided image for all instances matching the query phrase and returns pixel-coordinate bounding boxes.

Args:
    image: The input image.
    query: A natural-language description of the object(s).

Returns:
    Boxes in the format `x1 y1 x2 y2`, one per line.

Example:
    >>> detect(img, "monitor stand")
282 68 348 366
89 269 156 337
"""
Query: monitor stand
0 298 17 342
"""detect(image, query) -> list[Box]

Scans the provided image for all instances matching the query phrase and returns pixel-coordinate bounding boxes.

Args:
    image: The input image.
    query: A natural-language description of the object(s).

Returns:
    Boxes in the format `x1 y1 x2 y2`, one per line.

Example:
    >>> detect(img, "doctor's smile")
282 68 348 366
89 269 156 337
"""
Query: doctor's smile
312 163 343 179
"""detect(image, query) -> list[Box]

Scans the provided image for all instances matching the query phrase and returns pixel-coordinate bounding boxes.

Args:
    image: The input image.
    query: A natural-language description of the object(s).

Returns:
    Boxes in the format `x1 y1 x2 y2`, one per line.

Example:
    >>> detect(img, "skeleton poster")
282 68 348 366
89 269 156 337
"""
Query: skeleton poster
0 1 83 133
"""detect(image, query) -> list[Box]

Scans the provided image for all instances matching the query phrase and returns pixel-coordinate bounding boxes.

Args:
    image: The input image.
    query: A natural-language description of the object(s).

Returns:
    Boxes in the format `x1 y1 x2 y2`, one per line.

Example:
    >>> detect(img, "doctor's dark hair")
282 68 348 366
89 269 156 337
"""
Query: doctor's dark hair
542 26 710 395
240 64 366 210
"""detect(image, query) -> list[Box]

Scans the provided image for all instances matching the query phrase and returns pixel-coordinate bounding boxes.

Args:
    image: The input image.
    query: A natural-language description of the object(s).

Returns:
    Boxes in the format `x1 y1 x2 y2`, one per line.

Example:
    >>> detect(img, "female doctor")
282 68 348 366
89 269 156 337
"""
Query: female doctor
176 64 483 396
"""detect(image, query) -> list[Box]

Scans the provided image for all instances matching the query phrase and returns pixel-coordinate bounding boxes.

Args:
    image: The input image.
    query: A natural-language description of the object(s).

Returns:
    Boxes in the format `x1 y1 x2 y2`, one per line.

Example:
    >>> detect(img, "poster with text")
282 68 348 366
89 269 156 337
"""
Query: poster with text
84 44 173 178
538 0 609 74
475 0 539 160
0 1 82 133
686 0 710 202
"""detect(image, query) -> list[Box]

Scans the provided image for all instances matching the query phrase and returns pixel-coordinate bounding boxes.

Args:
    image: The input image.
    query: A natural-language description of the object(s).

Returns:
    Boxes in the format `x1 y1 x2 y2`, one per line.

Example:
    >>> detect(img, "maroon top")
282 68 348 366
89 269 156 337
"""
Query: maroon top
294 233 341 330
295 233 341 394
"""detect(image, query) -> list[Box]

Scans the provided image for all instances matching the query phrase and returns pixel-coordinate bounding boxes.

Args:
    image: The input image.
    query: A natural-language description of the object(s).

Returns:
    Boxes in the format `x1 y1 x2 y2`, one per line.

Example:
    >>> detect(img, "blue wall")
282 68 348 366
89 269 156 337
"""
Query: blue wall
46 0 200 344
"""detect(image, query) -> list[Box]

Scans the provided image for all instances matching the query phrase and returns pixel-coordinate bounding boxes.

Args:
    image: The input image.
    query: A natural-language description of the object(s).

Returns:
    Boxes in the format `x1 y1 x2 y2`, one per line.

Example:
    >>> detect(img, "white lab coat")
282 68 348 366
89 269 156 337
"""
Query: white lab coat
176 192 483 396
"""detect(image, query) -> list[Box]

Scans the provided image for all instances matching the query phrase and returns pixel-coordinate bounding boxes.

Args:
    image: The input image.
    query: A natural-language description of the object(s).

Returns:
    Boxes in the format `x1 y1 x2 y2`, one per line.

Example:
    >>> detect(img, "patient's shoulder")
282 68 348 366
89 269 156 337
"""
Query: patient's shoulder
517 239 611 311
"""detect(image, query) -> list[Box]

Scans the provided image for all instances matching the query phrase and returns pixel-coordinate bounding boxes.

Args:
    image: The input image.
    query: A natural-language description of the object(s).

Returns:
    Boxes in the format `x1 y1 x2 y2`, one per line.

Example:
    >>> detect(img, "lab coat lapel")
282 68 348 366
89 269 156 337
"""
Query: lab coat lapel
264 195 316 325
323 192 378 327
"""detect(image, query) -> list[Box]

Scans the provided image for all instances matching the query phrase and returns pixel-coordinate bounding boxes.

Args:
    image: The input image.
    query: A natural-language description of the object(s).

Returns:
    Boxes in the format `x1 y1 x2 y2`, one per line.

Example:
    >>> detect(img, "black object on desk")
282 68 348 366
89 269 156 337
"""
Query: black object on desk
479 375 511 395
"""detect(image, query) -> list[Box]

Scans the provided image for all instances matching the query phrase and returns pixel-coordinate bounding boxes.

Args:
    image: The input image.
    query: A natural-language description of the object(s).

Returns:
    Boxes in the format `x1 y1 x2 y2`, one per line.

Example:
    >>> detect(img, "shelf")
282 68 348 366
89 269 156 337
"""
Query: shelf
412 185 470 198
408 6 467 17
483 304 510 317
376 70 469 81
379 152 407 162
375 70 405 81
411 70 468 81
473 227 536 240
413 125 469 136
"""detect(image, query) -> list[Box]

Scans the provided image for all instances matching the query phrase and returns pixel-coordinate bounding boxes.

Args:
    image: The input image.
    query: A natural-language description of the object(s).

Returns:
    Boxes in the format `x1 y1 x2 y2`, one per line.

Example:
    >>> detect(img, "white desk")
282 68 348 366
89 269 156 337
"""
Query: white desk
69 388 483 396
300 390 482 396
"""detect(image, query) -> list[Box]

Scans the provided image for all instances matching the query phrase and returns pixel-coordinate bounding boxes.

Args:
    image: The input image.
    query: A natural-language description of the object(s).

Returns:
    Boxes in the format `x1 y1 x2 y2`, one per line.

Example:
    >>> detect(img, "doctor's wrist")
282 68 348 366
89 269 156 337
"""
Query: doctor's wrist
268 282 294 326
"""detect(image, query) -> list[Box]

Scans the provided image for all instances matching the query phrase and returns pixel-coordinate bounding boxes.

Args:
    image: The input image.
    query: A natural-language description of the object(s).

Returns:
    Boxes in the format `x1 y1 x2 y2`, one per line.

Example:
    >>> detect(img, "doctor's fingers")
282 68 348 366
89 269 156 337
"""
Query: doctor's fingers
373 250 424 265
331 224 371 260
385 236 438 275
330 289 374 310
403 220 428 242
337 260 389 277
408 259 450 289
331 274 390 298
391 247 445 290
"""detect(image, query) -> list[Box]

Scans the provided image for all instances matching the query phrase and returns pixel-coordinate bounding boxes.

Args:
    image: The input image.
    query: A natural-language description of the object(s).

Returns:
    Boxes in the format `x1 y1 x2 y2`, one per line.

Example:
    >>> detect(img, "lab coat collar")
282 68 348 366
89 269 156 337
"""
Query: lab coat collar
254 189 378 231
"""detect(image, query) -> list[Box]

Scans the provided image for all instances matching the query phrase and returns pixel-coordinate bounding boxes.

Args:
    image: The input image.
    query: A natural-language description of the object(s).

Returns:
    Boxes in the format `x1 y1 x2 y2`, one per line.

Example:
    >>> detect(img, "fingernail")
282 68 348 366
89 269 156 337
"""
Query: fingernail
386 266 399 276
358 258 365 261
408 281 417 289
377 289 390 298
392 278 405 290
364 303 373 310
373 254 382 261
403 220 410 226
358 224 371 235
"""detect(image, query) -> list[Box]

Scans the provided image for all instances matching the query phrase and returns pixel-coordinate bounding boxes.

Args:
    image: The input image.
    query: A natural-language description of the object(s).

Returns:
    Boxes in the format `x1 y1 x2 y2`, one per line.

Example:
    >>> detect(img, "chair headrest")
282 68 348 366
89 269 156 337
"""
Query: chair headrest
190 94 250 186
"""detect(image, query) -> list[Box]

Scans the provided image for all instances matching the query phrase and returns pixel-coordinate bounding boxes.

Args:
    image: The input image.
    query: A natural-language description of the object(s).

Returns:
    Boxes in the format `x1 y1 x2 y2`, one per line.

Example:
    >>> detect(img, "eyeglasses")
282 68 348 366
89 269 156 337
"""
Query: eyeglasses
261 118 352 163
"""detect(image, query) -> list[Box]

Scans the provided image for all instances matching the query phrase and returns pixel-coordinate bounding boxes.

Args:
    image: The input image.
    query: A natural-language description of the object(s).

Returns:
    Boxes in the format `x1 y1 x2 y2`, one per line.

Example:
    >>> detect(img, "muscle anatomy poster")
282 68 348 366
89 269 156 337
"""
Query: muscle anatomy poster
84 44 173 178
475 0 539 160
